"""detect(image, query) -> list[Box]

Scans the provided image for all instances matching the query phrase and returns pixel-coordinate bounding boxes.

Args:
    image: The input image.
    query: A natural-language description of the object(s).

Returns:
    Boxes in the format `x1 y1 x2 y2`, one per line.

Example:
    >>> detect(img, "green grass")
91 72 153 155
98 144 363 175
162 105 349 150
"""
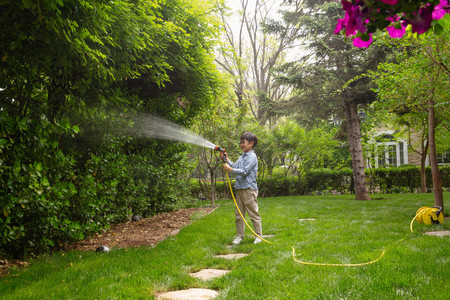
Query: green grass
1 193 449 299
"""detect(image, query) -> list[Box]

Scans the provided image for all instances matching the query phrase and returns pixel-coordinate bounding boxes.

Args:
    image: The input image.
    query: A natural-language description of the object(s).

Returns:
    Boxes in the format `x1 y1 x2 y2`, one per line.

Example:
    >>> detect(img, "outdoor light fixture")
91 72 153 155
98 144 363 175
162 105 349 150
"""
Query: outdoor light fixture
358 109 366 122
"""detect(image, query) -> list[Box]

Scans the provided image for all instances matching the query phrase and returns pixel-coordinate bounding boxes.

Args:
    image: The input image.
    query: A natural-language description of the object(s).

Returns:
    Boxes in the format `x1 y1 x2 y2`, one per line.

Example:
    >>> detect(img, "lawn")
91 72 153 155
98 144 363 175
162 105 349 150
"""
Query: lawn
1 193 449 299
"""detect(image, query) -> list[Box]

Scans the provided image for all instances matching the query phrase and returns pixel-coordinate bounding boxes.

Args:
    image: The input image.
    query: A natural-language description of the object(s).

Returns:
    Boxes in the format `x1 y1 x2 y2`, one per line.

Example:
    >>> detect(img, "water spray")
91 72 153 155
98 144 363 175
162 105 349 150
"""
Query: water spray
129 114 217 150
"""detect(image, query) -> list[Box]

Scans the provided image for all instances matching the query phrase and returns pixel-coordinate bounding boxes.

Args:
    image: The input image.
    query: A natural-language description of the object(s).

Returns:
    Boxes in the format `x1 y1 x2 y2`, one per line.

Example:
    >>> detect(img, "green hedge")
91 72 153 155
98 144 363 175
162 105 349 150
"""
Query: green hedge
191 165 450 199
0 114 193 257
370 165 450 193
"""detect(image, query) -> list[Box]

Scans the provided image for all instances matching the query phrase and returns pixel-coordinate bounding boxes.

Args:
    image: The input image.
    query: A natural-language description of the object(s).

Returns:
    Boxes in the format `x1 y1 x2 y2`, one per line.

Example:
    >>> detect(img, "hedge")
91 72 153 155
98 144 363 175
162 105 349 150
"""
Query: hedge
190 165 450 199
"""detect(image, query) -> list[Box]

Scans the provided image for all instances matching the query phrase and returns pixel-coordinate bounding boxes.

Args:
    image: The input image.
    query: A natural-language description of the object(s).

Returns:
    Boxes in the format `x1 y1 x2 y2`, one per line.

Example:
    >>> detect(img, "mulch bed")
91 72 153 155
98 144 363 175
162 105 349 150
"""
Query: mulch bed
1 206 216 277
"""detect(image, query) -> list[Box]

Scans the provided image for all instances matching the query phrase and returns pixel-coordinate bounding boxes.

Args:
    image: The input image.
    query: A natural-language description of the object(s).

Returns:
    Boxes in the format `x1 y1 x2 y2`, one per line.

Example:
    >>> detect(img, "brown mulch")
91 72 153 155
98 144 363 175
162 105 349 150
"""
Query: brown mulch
0 206 216 277
64 207 216 251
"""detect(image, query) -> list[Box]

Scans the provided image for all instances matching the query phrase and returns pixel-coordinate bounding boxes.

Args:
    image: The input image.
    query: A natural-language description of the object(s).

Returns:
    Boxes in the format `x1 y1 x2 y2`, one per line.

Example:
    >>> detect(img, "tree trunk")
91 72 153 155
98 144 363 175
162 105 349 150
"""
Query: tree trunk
419 140 428 193
209 168 216 205
343 101 370 200
428 97 444 210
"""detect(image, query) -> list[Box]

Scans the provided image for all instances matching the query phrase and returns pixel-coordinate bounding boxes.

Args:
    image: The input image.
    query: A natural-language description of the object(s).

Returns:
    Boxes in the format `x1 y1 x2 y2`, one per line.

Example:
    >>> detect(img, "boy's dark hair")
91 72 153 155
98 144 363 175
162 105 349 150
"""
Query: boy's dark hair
241 132 257 148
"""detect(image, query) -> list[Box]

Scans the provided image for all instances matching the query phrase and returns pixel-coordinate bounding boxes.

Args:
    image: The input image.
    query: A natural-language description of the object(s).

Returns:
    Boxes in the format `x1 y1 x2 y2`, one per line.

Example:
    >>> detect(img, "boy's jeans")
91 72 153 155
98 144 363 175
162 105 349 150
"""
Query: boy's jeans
234 188 262 238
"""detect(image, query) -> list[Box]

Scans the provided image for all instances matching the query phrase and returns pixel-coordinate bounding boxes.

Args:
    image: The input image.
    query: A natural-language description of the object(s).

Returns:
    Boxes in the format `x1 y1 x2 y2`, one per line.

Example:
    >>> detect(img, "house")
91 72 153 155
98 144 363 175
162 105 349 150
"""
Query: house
365 129 449 168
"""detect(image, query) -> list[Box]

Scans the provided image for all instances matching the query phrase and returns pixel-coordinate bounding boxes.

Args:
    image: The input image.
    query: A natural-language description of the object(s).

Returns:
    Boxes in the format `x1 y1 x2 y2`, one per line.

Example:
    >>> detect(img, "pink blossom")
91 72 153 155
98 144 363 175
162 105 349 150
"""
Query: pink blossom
385 15 406 38
353 34 372 48
432 0 450 19
405 6 433 34
335 0 369 36
386 24 406 38
381 0 398 5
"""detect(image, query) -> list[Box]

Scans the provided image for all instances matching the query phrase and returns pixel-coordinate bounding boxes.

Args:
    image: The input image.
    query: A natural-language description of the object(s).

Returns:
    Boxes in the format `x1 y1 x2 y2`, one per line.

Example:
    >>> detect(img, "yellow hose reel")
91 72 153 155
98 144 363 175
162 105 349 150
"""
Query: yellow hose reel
410 206 444 232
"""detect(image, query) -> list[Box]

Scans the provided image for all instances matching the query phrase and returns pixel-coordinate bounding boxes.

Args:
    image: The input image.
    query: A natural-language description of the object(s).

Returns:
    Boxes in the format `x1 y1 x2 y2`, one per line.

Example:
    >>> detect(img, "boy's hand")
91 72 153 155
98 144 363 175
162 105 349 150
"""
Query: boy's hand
222 163 233 172
220 151 228 162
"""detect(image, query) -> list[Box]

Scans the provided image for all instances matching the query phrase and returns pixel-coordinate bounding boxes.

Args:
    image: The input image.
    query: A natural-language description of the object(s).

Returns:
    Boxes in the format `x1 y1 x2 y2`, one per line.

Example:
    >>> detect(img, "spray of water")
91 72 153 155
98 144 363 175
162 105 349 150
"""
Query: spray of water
129 114 216 150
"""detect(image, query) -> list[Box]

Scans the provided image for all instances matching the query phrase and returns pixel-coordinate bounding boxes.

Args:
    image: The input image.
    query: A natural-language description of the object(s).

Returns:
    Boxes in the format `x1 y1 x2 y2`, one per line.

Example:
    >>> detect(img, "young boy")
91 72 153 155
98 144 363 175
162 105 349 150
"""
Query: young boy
222 132 262 244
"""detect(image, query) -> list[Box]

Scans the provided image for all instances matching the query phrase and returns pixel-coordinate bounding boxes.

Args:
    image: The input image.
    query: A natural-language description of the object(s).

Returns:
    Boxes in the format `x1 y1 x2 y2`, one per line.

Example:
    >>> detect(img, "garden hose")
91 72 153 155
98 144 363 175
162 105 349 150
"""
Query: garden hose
224 171 388 266
410 206 444 232
225 171 272 244
291 247 387 267
223 159 445 267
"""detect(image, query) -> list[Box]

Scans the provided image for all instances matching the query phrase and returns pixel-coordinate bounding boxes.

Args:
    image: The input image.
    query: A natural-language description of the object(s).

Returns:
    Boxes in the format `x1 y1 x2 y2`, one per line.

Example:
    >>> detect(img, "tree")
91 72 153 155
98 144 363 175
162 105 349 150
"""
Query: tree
190 88 247 204
271 120 338 180
372 23 449 209
216 0 303 125
269 0 392 199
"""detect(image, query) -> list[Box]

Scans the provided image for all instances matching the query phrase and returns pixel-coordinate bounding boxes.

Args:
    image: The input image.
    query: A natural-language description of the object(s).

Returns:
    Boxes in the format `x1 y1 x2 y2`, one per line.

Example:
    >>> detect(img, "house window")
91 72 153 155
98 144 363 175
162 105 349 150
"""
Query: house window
437 148 449 164
372 134 408 168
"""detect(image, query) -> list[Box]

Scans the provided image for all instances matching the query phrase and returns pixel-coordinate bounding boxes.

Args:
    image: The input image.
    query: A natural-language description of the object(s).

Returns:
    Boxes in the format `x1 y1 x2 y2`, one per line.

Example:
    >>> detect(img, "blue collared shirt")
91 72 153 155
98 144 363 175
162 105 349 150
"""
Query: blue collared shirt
229 150 258 191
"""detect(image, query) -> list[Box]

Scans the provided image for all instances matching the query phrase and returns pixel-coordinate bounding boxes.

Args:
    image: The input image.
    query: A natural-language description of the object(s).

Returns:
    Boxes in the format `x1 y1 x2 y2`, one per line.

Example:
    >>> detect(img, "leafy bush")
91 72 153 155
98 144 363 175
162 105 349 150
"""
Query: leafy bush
0 111 196 257
0 113 80 255
371 165 449 193
192 165 449 200
304 168 353 194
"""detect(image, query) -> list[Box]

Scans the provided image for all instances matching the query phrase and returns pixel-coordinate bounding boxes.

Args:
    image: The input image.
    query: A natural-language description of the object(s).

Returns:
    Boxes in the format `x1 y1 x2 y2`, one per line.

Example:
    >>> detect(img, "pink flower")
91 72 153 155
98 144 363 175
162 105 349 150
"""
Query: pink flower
386 24 406 38
405 6 433 34
432 0 450 19
385 15 406 38
353 34 373 48
335 0 369 36
334 18 346 34
381 0 398 5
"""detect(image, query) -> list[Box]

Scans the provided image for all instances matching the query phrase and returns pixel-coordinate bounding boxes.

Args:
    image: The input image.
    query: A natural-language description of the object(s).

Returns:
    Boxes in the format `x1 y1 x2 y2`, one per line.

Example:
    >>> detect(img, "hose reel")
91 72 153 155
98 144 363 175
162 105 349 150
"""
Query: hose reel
410 206 444 232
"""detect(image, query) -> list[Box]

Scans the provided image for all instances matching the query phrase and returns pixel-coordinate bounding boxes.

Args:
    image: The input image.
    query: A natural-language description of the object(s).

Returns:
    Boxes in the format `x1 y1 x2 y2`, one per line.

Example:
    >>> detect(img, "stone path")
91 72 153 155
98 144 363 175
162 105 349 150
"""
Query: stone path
190 269 230 280
424 230 450 237
158 251 250 299
157 234 275 299
157 288 218 299
213 253 248 259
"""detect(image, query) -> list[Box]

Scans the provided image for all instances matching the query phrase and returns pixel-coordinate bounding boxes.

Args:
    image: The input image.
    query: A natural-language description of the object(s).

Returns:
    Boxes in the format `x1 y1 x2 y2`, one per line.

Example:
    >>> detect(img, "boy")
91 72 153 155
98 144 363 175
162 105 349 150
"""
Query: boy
222 132 262 244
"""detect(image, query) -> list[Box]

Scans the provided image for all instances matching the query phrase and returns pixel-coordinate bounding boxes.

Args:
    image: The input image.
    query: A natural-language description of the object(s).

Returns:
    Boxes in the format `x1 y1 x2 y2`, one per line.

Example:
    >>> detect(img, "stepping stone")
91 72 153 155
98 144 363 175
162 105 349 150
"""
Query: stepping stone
190 269 230 280
214 253 248 260
158 288 218 299
424 230 450 237
262 234 274 238
299 218 316 221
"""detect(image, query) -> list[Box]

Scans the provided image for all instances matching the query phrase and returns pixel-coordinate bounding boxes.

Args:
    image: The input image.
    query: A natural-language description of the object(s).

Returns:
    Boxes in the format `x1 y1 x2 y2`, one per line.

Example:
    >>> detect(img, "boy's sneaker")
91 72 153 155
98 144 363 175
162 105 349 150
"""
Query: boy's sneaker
232 236 243 245
254 237 262 244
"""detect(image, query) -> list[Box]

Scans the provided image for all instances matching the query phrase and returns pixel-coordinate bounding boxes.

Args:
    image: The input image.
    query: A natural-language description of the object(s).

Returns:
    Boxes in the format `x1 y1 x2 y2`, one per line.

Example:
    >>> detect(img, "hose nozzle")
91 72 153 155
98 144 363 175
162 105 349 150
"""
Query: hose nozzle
214 145 227 163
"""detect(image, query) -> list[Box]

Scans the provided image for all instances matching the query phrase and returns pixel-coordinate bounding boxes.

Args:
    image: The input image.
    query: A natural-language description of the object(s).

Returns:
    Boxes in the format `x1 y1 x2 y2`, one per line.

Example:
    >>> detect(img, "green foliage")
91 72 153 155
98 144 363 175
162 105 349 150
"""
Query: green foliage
0 0 222 256
0 111 79 254
373 165 450 193
305 168 353 194
190 165 450 199
258 175 305 197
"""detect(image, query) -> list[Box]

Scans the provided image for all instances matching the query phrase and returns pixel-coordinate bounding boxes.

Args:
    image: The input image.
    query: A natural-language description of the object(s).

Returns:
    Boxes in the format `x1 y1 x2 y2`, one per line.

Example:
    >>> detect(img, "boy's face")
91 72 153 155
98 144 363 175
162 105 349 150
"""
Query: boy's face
240 139 254 153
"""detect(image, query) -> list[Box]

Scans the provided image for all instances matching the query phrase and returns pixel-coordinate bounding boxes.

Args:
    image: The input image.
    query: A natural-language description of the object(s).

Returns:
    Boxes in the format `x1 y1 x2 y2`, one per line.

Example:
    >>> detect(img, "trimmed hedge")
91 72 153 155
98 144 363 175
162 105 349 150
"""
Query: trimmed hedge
191 165 450 199
370 165 450 193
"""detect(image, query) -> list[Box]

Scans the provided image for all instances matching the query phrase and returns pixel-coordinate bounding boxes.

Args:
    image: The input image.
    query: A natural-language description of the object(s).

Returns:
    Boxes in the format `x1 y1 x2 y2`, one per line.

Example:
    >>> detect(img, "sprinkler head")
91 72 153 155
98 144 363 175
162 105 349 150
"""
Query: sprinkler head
96 246 110 253
214 145 224 152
